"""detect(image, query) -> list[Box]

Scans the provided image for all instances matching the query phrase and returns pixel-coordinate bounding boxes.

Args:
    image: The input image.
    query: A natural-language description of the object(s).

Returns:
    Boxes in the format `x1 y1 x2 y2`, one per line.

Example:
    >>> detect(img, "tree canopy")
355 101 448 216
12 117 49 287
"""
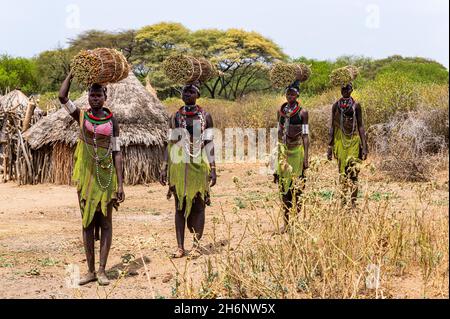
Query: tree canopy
2 22 448 100
0 55 39 95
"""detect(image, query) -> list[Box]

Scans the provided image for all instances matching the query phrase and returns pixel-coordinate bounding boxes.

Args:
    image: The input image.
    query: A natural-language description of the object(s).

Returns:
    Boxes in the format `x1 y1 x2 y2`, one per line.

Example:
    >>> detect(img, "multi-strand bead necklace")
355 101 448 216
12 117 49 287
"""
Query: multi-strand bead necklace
82 110 114 190
178 106 206 158
337 97 357 149
280 102 301 145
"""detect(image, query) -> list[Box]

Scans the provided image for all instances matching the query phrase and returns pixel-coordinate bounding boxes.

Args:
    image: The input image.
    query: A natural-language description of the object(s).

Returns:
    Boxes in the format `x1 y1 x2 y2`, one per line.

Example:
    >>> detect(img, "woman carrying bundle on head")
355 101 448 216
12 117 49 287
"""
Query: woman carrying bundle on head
271 63 311 234
160 55 217 259
159 81 217 259
327 66 368 208
58 70 125 286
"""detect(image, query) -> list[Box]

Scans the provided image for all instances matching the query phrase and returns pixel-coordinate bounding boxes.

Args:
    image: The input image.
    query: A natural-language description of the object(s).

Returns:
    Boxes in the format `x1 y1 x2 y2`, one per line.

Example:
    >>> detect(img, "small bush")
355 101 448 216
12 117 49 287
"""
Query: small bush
369 110 448 181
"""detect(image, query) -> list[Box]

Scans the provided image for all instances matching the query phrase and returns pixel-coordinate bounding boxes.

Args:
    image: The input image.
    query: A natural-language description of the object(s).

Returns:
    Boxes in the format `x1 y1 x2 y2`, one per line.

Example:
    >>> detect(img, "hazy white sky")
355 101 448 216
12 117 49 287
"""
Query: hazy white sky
1 0 448 67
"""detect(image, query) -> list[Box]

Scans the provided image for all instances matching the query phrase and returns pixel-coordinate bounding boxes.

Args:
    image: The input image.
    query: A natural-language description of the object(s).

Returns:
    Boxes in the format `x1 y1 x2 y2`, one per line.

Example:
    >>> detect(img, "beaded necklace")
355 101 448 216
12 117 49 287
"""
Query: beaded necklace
337 98 357 149
178 106 206 158
85 109 113 125
81 108 114 190
338 97 355 110
280 102 302 145
280 101 301 118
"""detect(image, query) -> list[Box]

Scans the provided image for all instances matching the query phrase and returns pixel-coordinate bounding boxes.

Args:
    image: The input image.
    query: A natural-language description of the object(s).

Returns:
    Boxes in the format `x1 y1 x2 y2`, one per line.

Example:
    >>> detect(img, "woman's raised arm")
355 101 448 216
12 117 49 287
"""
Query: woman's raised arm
58 71 80 123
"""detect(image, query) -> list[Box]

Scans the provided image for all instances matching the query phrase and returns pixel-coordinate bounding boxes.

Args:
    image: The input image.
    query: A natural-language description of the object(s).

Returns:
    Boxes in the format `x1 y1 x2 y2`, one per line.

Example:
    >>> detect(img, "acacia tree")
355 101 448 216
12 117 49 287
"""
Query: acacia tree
134 25 286 99
191 29 287 99
134 22 191 96
68 29 138 61
28 23 287 99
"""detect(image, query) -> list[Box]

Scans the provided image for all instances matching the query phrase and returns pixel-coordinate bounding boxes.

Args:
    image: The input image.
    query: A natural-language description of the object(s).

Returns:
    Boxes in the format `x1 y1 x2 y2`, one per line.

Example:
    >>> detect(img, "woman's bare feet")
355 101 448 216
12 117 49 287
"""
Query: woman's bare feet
97 271 110 286
272 225 289 236
171 248 185 259
78 272 97 286
188 245 202 260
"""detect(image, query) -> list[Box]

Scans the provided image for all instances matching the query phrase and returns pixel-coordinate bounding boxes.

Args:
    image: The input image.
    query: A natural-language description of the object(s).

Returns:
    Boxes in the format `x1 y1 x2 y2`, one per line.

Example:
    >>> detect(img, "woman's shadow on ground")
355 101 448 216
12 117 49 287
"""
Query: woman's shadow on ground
106 255 151 280
106 240 230 277
199 239 229 256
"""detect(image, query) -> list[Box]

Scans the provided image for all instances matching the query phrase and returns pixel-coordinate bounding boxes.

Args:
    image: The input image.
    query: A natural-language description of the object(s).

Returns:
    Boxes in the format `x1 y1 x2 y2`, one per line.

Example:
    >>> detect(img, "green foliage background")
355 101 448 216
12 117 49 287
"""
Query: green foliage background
0 22 448 111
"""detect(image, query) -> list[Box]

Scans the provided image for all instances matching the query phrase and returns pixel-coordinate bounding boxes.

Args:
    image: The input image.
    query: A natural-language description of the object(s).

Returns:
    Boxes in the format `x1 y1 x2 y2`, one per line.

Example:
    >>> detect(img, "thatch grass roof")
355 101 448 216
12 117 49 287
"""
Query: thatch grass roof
24 73 169 150
0 90 43 118
0 90 29 115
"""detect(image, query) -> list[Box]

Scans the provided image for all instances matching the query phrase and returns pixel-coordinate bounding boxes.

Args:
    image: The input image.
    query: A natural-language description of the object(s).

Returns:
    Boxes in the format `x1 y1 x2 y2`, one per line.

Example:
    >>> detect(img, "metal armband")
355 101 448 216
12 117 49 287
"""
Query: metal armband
167 128 180 142
302 124 310 135
62 100 77 114
202 128 214 141
111 137 120 152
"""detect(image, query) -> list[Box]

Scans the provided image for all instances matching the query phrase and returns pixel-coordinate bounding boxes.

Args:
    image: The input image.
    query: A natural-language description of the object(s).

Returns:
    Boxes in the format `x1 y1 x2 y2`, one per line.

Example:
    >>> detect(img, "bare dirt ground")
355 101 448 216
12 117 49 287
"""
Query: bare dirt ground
0 161 448 299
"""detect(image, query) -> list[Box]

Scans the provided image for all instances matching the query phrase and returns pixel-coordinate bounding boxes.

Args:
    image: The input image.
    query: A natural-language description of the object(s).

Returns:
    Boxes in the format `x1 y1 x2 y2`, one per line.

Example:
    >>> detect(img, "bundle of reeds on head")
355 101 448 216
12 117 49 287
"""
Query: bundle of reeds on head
269 62 311 89
162 55 217 85
71 48 130 86
330 65 359 87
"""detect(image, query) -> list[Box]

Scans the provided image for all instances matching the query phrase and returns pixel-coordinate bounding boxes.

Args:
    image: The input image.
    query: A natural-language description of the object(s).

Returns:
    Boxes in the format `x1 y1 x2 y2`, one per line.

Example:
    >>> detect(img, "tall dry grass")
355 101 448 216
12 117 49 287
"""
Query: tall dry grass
170 159 449 299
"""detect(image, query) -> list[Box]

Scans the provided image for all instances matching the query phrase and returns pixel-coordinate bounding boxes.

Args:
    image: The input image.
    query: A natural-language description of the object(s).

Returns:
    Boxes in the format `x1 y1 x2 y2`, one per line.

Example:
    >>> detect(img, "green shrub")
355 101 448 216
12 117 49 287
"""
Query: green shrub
356 73 421 127
0 55 39 95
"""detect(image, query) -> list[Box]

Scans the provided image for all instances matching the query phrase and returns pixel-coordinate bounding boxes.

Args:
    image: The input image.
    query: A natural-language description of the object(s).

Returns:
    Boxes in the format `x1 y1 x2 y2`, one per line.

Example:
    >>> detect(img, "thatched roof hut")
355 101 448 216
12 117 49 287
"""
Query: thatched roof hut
0 90 44 119
0 90 43 183
0 90 29 114
24 73 169 185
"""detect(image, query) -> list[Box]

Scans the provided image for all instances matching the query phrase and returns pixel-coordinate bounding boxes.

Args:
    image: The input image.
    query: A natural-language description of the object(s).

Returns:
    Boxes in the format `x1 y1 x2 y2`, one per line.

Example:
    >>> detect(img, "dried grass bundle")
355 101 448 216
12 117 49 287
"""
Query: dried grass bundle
71 48 130 86
270 62 311 89
197 57 217 83
330 65 359 87
162 55 216 85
